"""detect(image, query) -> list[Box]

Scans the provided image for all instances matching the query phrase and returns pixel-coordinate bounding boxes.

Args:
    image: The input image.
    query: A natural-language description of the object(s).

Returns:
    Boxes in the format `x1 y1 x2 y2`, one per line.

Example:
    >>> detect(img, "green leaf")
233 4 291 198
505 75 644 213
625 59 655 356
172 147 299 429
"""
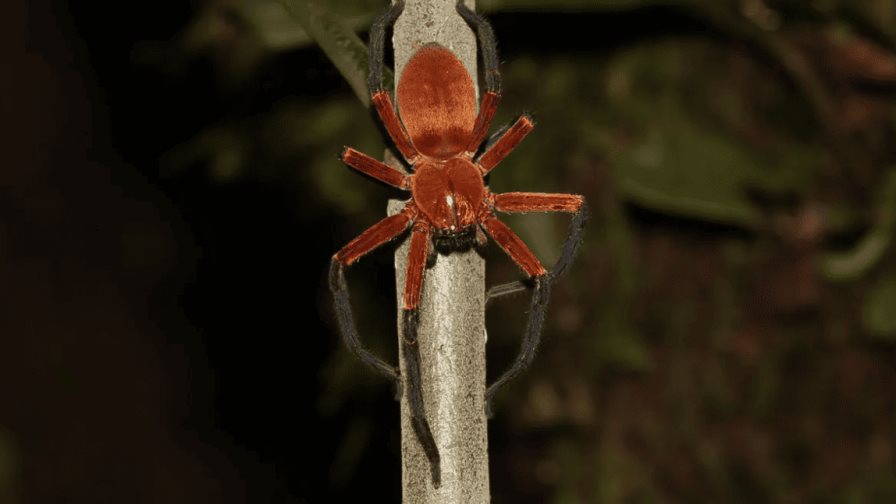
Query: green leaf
0 427 18 500
239 0 376 51
595 311 651 372
863 270 896 341
161 125 248 181
823 169 896 281
613 106 763 228
823 229 891 282
600 36 823 228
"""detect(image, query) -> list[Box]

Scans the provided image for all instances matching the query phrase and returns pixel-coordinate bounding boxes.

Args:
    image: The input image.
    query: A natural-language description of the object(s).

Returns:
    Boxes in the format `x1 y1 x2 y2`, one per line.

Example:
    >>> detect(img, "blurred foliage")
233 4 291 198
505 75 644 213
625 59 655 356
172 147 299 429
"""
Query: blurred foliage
0 427 19 504
161 0 896 502
276 0 383 105
823 168 896 282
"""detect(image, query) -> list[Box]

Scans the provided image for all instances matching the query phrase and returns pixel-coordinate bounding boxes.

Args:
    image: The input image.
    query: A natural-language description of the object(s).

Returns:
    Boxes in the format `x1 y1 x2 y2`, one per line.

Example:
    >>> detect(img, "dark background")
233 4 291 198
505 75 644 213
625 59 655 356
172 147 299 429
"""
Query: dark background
3 0 896 502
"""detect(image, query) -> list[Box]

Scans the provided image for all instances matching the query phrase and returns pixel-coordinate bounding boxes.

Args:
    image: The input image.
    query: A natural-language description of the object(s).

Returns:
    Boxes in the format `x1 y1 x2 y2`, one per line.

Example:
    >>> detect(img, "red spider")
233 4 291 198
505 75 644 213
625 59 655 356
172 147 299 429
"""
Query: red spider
328 0 587 487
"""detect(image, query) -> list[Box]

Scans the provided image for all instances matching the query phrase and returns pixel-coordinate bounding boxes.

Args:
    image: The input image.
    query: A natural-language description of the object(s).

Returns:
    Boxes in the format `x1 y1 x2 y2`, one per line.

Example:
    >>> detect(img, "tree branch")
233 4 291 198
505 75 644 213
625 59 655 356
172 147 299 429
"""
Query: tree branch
389 1 490 502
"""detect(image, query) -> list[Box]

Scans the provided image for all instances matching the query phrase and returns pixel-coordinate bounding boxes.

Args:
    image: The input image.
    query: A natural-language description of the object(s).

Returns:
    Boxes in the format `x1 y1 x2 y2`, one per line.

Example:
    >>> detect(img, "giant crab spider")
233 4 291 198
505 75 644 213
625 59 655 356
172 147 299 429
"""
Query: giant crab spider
328 0 588 487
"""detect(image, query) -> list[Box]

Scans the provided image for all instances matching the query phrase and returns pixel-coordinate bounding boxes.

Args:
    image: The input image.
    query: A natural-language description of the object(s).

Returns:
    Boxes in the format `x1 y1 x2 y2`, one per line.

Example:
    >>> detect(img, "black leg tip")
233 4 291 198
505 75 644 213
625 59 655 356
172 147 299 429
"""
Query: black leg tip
484 397 495 419
391 376 403 401
431 465 442 488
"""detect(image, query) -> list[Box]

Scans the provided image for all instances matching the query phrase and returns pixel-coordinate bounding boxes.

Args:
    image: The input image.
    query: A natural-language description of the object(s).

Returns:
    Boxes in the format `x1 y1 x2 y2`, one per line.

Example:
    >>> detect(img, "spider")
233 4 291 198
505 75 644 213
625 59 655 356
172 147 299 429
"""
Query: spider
328 0 588 487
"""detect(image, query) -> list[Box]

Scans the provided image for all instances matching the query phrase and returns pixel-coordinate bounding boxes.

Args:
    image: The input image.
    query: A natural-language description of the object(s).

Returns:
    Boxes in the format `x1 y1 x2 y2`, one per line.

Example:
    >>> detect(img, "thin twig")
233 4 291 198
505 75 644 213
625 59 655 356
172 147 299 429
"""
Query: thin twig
389 1 490 502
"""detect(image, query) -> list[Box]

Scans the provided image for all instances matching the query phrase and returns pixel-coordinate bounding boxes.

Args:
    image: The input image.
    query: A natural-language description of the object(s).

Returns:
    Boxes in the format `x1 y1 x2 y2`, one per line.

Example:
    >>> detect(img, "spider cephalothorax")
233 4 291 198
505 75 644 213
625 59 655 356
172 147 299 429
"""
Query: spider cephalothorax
329 0 588 488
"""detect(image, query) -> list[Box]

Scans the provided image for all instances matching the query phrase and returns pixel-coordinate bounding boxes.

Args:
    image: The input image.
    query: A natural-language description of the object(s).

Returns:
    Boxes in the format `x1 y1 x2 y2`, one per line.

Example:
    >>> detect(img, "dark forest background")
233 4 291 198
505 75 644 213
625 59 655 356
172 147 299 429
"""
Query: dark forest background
3 0 896 502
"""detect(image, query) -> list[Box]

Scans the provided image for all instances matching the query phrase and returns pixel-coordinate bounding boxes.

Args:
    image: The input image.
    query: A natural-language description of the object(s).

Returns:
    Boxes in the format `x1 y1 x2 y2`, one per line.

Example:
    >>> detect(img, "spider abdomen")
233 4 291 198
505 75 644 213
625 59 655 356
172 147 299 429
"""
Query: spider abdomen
397 44 477 159
411 158 485 233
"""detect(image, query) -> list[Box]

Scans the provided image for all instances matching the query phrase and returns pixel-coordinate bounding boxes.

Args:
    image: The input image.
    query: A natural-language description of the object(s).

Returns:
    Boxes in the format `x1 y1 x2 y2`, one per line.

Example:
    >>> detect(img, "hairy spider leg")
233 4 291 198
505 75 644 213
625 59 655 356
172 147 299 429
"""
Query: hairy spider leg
477 118 513 157
455 0 500 93
480 196 587 411
456 0 502 154
480 195 589 414
401 222 442 488
467 93 501 157
340 147 410 190
329 206 416 392
486 193 590 306
481 213 547 278
367 0 403 94
468 113 541 301
479 213 551 416
371 93 419 164
495 193 588 281
367 0 419 163
489 276 550 417
478 114 535 173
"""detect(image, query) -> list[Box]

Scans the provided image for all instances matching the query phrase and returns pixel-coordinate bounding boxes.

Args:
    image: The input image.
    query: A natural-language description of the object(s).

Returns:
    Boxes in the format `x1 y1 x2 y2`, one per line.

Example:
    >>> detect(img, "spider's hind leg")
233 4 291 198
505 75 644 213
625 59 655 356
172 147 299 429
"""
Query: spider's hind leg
426 247 437 269
474 225 488 258
368 0 404 94
455 0 500 94
485 278 532 308
367 1 418 163
401 309 441 487
401 223 442 488
456 0 503 154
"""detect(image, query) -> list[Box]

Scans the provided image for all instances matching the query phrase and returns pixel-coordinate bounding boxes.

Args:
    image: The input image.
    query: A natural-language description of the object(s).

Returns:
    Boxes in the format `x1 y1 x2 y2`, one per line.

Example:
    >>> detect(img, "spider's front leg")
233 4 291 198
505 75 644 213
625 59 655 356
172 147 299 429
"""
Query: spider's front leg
400 221 442 488
340 147 409 189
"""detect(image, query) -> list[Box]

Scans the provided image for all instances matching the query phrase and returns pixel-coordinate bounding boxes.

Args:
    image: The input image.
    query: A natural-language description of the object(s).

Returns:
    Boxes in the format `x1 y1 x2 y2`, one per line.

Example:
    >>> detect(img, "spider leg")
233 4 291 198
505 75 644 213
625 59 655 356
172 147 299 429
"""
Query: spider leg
467 94 501 157
497 191 589 276
456 0 501 154
474 224 488 256
367 0 402 95
340 147 409 189
478 114 535 173
480 213 550 417
455 0 500 93
426 246 437 269
401 222 442 487
485 279 531 308
481 212 547 278
485 192 588 307
330 206 416 395
368 1 419 163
